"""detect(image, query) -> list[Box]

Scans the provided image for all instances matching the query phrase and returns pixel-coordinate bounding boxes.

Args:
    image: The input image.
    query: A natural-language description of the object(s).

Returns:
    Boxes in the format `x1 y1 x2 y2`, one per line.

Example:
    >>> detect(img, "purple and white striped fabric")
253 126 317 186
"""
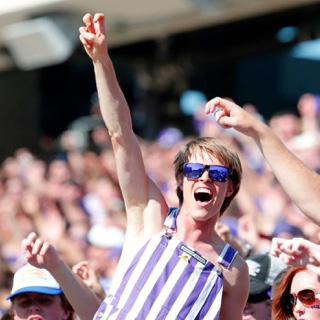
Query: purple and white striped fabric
94 208 237 320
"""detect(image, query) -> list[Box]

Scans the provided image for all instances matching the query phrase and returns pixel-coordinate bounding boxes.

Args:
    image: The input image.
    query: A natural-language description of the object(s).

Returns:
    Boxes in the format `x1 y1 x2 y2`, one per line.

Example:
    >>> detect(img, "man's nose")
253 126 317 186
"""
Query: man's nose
199 168 212 181
28 302 41 312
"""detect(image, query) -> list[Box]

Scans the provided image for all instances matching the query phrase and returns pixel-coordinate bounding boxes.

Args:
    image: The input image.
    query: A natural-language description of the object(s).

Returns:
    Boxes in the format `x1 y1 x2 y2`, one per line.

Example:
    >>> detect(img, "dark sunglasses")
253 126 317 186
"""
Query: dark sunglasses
284 289 319 309
183 162 232 182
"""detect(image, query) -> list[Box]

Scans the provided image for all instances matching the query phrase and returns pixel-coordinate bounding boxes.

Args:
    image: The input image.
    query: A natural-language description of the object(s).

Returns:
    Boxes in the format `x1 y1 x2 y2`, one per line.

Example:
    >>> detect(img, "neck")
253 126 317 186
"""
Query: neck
176 207 219 245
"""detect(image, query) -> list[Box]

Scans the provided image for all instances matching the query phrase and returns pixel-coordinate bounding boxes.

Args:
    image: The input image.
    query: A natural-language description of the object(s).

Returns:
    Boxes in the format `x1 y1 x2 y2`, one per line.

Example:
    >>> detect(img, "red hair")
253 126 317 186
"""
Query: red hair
271 267 305 320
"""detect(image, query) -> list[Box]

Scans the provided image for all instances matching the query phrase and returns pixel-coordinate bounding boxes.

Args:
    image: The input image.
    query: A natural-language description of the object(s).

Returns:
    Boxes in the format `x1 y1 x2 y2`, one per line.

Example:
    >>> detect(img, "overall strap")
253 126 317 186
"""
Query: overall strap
94 301 107 319
163 207 179 231
218 243 238 269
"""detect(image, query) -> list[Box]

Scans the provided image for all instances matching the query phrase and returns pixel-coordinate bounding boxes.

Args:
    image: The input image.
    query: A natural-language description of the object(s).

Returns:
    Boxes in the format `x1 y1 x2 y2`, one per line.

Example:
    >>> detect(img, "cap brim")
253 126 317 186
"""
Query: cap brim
7 286 62 300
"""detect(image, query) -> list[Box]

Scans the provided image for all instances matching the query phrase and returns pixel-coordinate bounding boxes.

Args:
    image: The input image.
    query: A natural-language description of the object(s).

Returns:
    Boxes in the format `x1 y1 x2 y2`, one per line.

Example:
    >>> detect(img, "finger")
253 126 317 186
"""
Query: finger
79 35 93 50
21 232 38 252
72 265 80 273
290 238 303 255
214 109 223 121
31 238 44 255
79 27 96 44
270 237 285 255
82 268 89 280
82 13 92 25
205 97 234 114
83 13 95 33
93 13 105 35
215 110 231 129
39 241 51 256
81 260 89 267
205 97 222 114
27 232 38 242
279 252 292 265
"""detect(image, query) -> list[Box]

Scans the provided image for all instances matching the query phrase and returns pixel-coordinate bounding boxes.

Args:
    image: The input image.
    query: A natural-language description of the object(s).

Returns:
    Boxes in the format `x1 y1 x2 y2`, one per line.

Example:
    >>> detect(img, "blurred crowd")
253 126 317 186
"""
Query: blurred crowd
0 90 320 317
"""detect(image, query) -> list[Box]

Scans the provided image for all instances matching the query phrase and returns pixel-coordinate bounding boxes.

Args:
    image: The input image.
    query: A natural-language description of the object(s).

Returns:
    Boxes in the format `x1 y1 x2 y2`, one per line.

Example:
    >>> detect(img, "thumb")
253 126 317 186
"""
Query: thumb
215 110 232 129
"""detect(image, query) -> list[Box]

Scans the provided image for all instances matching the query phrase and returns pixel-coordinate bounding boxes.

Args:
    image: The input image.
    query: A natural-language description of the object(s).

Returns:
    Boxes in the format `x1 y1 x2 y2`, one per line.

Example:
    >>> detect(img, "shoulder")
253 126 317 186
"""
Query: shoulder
224 253 249 279
223 253 249 294
220 254 249 318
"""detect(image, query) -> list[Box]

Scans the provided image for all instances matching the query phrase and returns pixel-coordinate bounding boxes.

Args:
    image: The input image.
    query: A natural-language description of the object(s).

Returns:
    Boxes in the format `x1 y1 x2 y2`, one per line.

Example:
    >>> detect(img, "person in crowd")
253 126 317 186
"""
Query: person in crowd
205 97 320 226
72 260 106 301
5 263 75 320
243 253 288 320
16 12 250 320
85 223 125 295
268 110 301 145
271 266 320 319
215 218 255 259
77 11 249 320
297 92 320 134
21 232 101 320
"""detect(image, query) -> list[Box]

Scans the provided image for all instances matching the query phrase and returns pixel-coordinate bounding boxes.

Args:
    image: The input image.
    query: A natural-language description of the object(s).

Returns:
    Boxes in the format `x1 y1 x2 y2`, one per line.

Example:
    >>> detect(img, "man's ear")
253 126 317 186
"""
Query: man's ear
62 309 72 320
226 183 234 197
226 189 234 197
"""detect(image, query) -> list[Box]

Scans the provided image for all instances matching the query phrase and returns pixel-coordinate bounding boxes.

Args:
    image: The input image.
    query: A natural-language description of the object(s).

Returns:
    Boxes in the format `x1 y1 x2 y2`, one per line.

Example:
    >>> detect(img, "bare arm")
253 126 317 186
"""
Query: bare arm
220 255 249 320
79 13 168 241
206 97 320 226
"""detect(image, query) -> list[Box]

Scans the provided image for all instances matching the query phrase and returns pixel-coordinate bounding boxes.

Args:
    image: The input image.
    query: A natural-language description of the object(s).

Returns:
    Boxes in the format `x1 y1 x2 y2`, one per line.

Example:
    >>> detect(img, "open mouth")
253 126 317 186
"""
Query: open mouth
194 188 213 203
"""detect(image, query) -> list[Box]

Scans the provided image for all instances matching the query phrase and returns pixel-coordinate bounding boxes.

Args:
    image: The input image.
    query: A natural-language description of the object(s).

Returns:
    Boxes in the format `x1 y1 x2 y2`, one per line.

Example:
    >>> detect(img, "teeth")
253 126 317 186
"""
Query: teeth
195 188 212 195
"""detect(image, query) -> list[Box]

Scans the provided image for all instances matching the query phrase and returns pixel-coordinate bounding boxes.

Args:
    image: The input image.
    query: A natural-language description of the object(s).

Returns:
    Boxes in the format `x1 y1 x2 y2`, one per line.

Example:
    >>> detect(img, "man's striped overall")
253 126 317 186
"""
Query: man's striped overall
94 208 238 320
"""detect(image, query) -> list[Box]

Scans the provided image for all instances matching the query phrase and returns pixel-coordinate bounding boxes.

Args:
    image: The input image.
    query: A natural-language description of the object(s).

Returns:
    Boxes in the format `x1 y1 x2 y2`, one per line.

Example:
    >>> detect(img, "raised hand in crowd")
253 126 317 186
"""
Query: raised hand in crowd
271 237 320 267
72 260 106 301
206 97 320 226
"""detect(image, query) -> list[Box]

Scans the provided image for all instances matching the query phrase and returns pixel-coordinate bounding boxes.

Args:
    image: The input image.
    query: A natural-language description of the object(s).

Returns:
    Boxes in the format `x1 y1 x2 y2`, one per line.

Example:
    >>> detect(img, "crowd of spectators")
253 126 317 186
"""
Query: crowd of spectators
0 90 319 317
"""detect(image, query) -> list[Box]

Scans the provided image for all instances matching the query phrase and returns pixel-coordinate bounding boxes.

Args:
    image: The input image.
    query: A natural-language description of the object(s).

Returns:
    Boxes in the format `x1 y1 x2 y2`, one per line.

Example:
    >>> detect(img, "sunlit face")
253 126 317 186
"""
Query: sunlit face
242 301 270 320
12 292 70 320
181 153 233 221
291 270 320 320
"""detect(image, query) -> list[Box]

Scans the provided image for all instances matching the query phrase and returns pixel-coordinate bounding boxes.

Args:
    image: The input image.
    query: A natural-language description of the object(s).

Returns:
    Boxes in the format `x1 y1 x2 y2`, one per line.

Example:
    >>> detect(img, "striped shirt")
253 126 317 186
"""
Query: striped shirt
94 208 238 320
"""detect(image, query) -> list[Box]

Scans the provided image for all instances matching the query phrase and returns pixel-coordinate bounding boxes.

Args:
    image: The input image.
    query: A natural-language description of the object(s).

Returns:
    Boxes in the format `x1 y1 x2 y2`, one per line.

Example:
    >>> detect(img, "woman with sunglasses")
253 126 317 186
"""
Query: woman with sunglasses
272 267 320 319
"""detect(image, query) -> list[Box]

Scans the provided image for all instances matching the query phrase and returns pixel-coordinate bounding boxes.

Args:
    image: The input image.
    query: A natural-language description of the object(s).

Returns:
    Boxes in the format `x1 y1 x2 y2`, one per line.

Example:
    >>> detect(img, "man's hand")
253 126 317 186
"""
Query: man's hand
21 232 61 270
79 13 107 60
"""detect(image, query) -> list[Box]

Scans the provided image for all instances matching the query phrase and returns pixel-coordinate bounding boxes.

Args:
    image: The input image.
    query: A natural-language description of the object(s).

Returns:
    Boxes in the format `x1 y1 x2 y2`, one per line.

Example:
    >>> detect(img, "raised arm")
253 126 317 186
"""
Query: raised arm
205 97 320 226
79 13 168 241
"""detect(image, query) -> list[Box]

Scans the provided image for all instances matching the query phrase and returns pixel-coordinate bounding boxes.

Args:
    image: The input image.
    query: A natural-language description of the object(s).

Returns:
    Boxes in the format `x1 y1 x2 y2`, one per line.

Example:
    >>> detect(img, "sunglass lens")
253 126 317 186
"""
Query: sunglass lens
299 290 316 306
209 166 229 182
183 163 204 179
